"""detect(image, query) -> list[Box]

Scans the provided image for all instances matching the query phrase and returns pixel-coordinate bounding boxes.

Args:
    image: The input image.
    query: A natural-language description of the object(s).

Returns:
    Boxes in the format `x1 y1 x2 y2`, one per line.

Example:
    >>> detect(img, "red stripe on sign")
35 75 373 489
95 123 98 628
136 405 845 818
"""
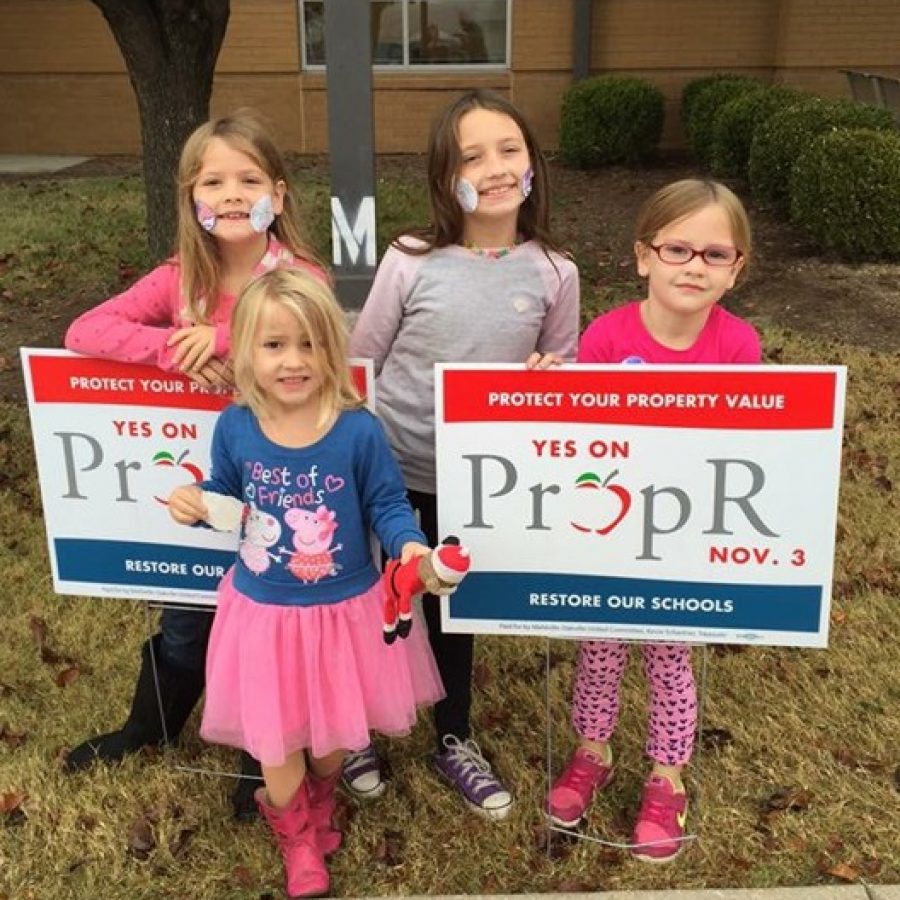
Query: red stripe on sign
442 369 836 429
28 356 232 410
29 355 372 410
351 366 368 397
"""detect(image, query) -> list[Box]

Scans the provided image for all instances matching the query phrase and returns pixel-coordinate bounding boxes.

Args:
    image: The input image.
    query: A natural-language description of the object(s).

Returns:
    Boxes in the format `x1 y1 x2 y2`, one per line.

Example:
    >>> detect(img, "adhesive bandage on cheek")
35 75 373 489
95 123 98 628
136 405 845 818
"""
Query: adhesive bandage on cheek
521 167 534 199
250 194 275 233
454 177 479 213
195 201 217 232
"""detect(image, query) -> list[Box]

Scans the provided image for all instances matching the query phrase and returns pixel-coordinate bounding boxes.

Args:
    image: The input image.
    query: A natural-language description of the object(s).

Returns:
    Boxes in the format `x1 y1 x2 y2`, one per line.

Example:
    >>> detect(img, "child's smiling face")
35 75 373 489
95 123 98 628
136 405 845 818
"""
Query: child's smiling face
252 300 323 415
636 202 744 322
192 137 285 243
456 108 531 223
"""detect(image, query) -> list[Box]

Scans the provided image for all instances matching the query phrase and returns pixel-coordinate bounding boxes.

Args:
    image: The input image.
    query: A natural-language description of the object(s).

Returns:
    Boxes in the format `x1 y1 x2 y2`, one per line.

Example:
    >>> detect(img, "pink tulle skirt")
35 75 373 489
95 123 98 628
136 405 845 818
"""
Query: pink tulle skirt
200 568 445 766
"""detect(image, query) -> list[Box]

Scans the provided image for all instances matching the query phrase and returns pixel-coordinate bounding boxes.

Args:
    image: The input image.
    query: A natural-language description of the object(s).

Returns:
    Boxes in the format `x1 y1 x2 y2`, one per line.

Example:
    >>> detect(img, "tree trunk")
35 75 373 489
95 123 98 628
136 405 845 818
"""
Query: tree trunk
91 0 230 261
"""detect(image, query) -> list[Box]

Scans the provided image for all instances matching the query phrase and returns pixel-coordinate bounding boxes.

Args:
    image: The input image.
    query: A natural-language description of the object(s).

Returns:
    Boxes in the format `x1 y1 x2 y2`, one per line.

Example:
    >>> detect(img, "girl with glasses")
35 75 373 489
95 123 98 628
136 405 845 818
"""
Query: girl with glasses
547 179 761 862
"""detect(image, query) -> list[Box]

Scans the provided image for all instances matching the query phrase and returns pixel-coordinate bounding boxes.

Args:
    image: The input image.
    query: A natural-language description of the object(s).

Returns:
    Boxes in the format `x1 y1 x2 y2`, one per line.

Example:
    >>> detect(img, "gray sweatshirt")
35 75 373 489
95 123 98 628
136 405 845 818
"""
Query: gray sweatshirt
349 239 580 493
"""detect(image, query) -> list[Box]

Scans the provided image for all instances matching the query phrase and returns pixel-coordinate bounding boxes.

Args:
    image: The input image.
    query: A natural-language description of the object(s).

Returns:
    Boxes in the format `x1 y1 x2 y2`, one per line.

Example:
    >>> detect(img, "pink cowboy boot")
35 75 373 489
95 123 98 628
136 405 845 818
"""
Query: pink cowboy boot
255 783 329 898
306 768 343 856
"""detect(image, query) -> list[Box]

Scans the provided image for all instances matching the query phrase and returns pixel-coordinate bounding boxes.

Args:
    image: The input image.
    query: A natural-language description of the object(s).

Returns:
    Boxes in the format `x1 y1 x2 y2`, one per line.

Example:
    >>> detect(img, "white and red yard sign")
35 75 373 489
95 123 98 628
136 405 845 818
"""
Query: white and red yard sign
21 349 373 607
435 364 846 648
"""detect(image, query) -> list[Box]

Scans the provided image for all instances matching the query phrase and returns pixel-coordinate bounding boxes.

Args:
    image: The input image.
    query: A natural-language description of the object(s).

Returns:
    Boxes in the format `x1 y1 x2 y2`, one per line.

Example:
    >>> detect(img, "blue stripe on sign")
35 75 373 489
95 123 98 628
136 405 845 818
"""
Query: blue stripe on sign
55 539 234 592
448 572 821 632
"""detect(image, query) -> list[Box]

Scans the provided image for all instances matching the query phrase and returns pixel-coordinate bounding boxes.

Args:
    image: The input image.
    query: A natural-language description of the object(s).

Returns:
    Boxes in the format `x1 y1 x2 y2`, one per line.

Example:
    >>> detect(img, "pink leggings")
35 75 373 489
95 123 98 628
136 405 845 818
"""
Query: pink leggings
571 640 697 767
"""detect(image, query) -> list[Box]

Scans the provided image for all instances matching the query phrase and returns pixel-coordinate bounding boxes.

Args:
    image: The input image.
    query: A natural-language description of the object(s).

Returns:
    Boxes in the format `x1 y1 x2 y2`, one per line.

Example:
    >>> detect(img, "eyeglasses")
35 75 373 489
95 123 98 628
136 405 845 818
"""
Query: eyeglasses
647 242 742 267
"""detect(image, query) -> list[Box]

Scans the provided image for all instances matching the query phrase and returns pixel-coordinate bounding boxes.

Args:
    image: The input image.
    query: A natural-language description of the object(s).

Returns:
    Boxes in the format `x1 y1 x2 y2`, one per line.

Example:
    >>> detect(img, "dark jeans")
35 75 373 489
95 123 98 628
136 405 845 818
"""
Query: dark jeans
159 606 214 672
407 489 474 751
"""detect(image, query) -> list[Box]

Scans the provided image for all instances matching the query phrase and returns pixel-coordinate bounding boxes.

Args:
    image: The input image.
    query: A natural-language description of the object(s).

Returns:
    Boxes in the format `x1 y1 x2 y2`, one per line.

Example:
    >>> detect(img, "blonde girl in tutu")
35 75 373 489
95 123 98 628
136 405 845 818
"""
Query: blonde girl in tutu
168 267 443 898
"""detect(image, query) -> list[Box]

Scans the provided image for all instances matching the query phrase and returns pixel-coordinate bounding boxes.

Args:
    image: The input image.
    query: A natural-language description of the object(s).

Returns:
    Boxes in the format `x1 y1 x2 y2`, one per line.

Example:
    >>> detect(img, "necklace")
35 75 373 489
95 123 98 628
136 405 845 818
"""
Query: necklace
464 239 519 259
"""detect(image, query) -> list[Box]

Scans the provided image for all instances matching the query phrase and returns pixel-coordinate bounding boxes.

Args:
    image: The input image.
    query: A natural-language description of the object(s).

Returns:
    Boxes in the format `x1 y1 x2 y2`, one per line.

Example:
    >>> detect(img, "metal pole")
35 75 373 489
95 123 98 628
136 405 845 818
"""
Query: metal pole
324 0 377 310
573 0 593 82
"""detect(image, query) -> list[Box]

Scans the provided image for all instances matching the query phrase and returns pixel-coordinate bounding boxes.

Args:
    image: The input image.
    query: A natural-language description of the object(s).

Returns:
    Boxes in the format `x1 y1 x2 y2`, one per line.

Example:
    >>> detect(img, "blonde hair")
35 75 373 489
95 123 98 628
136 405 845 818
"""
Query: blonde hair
175 108 323 324
635 178 752 276
231 268 363 424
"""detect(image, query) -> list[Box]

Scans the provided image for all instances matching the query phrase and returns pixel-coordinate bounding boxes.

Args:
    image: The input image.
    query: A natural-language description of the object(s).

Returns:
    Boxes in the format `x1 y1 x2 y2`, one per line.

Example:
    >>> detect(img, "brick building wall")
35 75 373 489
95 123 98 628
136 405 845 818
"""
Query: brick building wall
0 0 896 155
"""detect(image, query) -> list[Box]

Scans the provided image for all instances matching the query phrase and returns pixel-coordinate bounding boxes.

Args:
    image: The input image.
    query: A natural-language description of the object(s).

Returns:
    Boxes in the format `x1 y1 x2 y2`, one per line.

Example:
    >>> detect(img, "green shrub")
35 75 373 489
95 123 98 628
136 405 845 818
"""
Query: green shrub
559 75 664 167
681 74 754 130
749 97 897 210
681 75 763 164
710 86 805 179
789 127 900 260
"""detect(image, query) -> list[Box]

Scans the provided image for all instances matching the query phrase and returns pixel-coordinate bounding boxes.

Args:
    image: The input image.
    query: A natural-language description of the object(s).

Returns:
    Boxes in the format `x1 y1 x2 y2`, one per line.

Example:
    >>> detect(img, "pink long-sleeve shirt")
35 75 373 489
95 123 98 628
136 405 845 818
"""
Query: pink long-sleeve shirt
577 301 761 365
64 235 322 370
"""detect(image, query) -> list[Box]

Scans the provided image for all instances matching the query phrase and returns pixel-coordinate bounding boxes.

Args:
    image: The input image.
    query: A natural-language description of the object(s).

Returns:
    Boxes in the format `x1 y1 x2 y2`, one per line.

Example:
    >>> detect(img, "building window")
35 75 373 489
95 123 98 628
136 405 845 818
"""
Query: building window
300 0 510 70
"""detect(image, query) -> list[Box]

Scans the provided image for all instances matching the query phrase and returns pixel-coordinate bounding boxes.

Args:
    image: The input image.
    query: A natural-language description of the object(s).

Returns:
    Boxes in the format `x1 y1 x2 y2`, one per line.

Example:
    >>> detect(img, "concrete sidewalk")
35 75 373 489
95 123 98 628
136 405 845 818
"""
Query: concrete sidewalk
0 153 89 174
347 889 898 900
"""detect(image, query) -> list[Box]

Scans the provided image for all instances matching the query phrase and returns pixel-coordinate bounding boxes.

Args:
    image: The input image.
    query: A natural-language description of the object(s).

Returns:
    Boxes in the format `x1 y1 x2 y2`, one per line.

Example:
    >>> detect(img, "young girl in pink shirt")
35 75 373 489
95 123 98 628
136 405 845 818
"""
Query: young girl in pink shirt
547 179 761 862
63 109 324 821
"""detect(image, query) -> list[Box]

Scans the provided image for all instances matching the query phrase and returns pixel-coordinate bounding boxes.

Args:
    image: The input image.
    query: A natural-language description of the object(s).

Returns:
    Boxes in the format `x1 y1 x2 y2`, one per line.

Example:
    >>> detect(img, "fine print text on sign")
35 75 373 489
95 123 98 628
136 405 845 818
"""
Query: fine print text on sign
435 364 846 648
22 349 373 607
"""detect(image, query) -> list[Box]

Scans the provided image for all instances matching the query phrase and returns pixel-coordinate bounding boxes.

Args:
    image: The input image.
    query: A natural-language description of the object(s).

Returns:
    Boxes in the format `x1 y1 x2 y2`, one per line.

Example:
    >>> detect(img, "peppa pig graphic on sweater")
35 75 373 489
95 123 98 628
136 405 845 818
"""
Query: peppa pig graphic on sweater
282 505 343 583
198 405 426 607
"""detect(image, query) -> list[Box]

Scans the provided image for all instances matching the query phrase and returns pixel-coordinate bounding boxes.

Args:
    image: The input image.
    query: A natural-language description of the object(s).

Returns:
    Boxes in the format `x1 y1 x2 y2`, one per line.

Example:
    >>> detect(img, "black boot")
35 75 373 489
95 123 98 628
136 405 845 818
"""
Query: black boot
231 750 263 822
64 633 205 772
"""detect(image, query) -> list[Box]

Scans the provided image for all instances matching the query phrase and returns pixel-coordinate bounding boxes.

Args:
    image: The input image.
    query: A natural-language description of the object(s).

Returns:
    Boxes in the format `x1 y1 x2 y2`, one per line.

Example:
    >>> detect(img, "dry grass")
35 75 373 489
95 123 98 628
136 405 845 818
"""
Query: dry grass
1 168 898 899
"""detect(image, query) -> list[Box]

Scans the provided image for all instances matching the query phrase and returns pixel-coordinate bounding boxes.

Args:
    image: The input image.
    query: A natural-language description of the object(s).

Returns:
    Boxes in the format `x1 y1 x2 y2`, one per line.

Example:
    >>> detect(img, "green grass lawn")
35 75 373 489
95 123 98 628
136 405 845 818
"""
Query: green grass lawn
0 167 898 899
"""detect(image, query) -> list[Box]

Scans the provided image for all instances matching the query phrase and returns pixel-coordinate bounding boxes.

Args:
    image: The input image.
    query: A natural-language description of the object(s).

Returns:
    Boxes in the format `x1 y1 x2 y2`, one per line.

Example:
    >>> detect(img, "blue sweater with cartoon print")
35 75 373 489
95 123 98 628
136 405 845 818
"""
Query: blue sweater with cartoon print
201 404 425 606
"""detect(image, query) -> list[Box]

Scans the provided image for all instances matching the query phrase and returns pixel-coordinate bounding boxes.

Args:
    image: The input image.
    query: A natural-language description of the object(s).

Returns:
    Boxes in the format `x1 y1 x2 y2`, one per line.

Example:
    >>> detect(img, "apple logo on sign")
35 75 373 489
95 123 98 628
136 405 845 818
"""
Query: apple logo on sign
153 449 204 505
570 469 632 535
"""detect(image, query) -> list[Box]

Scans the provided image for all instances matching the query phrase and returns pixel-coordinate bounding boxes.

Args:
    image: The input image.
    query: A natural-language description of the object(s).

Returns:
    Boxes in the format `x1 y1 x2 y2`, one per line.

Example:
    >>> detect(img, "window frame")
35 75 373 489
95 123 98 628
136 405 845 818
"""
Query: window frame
298 0 512 72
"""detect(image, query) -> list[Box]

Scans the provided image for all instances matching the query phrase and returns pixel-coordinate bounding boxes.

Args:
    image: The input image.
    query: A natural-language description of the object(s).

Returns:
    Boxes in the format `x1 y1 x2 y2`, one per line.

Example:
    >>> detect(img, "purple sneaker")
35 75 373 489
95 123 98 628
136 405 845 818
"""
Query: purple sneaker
341 745 386 799
433 735 513 821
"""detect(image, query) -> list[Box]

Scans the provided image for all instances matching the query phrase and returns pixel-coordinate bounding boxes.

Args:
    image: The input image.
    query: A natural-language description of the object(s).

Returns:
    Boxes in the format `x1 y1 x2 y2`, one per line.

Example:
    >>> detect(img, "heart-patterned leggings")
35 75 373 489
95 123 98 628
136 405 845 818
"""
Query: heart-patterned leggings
570 640 697 766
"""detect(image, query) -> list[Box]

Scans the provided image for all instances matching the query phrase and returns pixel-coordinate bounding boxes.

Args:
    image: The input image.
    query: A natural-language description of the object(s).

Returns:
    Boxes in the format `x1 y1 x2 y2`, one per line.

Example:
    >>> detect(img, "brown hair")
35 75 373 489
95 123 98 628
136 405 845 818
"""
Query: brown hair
397 89 563 256
175 109 323 324
231 269 363 425
635 178 752 276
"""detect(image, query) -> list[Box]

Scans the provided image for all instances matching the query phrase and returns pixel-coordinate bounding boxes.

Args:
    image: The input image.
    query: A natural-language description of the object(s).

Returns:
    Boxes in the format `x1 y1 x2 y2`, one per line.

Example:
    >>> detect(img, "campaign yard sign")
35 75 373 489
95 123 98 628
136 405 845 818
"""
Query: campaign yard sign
436 364 846 648
21 350 373 607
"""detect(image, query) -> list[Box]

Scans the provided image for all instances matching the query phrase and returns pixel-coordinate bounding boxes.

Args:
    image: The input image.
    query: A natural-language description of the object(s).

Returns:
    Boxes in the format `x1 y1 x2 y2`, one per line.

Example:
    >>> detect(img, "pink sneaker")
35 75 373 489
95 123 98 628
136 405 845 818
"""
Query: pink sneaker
631 774 688 863
546 747 615 827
